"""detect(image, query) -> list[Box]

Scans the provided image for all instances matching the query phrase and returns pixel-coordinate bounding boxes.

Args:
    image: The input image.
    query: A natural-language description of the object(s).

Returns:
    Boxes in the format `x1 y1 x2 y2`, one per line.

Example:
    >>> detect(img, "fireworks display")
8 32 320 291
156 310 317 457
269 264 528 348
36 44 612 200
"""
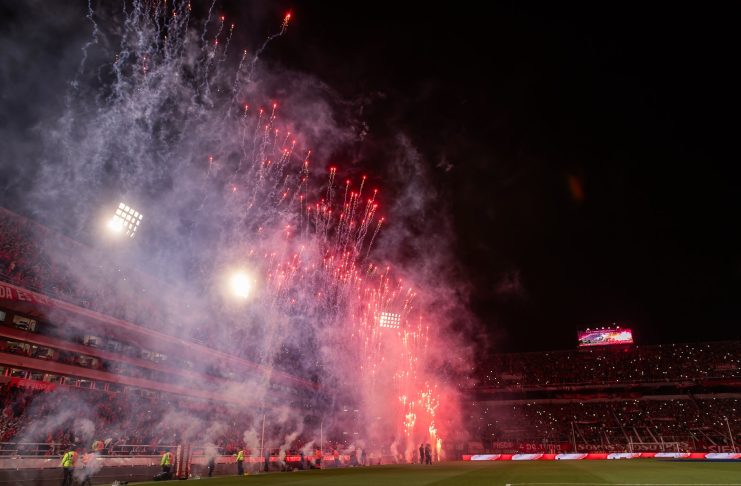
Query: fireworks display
2 0 469 461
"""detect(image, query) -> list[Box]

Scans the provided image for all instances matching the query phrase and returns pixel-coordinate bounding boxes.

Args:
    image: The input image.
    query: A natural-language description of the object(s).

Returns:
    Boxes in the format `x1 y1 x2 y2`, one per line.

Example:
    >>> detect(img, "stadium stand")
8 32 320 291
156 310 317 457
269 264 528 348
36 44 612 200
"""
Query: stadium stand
479 342 741 387
0 207 326 467
469 343 740 453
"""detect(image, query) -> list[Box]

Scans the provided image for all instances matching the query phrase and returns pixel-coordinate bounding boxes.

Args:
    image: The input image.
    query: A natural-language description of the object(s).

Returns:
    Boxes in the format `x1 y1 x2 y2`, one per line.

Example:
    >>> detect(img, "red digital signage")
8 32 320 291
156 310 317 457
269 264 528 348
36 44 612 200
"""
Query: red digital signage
577 328 633 347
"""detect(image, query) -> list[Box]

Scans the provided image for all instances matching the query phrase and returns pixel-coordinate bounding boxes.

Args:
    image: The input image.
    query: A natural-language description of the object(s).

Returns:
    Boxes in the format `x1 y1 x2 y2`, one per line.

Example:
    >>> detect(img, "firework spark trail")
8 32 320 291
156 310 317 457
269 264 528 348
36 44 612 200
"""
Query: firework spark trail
206 14 226 63
221 21 236 61
245 12 291 83
199 0 218 46
228 49 250 114
72 0 101 91
36 0 456 460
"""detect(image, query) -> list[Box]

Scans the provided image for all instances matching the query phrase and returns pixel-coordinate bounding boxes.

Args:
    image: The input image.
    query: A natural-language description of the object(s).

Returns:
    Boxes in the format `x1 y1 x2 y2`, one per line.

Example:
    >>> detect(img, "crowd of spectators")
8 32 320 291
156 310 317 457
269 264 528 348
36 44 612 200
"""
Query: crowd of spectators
469 397 739 451
471 342 740 452
0 383 257 453
478 342 741 388
0 382 356 461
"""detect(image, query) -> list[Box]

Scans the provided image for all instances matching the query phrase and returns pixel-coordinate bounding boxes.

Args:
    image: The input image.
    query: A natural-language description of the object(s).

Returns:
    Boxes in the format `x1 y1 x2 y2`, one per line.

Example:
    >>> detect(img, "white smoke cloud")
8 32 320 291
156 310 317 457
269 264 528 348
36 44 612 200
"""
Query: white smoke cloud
0 0 476 462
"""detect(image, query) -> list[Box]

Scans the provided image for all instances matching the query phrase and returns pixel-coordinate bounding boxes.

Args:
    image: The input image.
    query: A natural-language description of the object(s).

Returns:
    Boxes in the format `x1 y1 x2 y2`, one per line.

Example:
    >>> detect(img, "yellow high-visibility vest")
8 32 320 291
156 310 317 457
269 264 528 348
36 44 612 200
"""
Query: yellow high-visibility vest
161 452 173 466
236 450 245 461
60 451 77 468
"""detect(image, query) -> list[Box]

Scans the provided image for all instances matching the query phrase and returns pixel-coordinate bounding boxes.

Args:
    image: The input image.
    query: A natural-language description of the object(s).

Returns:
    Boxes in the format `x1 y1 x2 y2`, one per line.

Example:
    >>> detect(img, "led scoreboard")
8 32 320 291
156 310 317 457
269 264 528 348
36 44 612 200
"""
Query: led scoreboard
578 327 633 347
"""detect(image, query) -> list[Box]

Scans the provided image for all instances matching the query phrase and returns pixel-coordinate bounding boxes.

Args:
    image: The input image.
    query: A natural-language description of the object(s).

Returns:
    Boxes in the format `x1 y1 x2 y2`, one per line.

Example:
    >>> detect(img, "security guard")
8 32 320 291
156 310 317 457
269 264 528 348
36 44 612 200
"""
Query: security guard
59 447 78 486
234 449 245 475
160 449 173 474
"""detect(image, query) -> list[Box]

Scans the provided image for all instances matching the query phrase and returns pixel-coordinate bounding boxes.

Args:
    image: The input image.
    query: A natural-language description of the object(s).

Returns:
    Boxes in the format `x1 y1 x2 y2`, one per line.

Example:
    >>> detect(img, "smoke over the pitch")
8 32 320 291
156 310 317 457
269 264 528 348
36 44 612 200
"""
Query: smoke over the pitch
0 0 476 460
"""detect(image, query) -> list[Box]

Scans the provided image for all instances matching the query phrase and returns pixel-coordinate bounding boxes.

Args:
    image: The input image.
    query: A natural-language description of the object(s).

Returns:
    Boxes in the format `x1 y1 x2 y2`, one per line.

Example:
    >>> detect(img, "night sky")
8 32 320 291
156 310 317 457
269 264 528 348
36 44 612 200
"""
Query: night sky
2 2 740 352
252 2 740 351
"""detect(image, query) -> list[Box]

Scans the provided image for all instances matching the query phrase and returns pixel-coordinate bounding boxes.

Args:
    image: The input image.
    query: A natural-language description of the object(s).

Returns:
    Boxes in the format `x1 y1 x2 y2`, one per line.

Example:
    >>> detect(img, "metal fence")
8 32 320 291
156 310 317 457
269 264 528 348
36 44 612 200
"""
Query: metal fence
0 442 177 457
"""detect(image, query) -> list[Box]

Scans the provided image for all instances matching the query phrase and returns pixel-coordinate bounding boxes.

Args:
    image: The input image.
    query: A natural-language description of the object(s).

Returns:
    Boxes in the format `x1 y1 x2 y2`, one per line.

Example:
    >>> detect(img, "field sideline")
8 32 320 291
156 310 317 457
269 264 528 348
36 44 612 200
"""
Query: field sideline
132 460 741 486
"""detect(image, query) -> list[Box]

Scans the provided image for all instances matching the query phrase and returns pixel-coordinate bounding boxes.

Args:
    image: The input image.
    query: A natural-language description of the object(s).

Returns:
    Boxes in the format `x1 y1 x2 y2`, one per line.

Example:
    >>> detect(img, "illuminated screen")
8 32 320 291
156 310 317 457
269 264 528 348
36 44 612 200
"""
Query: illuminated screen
578 328 633 347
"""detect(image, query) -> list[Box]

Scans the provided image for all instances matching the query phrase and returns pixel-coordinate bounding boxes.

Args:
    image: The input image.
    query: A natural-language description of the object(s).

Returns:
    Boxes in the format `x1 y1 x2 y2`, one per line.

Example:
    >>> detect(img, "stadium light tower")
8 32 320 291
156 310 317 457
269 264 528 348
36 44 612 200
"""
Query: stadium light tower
107 202 143 238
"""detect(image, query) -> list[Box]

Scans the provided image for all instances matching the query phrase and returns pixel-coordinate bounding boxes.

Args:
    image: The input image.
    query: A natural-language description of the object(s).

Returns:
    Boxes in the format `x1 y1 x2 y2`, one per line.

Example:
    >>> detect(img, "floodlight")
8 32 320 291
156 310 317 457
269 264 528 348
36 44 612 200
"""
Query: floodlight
108 202 143 238
379 311 401 329
230 272 253 299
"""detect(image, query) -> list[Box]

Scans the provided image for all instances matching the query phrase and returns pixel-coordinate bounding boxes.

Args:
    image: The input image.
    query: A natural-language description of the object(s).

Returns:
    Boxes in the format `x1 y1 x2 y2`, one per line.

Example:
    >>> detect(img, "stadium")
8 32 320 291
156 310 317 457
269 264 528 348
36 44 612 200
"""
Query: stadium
1 1 740 486
1 203 739 483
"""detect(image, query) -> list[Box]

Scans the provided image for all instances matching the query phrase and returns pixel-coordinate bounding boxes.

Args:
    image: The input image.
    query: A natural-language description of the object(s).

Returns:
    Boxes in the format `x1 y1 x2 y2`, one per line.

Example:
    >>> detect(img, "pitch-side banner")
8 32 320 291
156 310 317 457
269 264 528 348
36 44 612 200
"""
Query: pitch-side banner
0 283 51 305
463 452 741 461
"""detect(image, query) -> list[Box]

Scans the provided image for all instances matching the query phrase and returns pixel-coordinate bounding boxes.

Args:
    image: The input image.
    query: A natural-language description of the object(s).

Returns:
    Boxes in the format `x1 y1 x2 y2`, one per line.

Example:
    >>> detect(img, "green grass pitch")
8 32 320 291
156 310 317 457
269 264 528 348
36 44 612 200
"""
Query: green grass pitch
133 460 741 486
